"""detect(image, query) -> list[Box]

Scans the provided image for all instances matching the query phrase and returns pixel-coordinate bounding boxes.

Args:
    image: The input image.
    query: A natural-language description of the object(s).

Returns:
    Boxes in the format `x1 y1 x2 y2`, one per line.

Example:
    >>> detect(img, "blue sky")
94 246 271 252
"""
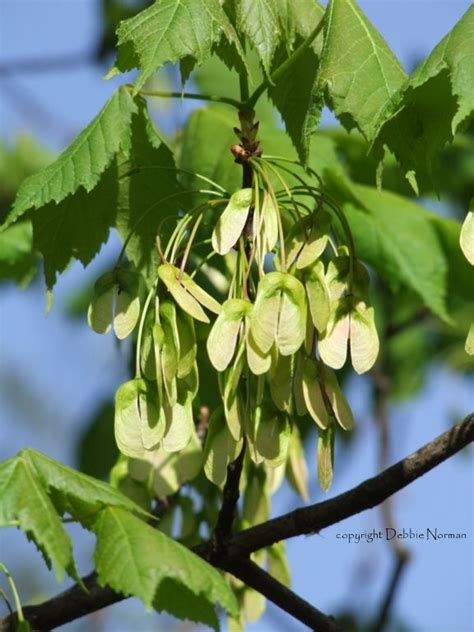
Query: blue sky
0 2 473 631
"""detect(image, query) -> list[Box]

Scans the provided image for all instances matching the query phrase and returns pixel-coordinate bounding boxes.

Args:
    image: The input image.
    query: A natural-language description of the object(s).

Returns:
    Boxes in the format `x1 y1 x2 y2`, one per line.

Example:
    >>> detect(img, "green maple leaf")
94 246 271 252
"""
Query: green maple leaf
116 100 181 277
237 0 283 77
372 5 474 190
327 174 474 322
267 1 325 163
4 87 136 229
0 222 38 287
0 449 147 581
5 92 179 287
93 507 238 629
109 0 246 90
317 0 406 139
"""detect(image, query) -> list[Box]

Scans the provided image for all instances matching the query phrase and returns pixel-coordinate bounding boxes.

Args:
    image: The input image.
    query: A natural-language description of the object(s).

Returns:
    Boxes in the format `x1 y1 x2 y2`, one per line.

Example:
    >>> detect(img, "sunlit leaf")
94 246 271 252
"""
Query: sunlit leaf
318 0 406 140
110 0 246 92
93 507 238 626
372 6 474 187
0 449 146 581
4 88 137 229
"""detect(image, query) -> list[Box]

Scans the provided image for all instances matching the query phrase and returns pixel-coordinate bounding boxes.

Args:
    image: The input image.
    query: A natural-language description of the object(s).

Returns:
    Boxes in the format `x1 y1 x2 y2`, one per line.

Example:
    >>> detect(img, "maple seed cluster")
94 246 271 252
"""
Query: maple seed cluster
88 151 379 495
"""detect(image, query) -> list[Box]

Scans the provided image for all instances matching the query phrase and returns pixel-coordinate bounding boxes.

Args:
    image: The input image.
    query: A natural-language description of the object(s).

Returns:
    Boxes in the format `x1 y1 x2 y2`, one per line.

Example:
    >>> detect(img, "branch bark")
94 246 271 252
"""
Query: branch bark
1 413 472 632
221 557 343 632
227 413 474 555
212 440 246 546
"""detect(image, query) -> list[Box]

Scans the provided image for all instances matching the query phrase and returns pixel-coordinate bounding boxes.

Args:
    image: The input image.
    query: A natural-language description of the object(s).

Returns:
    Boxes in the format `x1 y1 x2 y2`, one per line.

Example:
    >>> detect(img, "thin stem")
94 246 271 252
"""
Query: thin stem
212 440 246 546
264 158 312 192
239 36 250 105
167 199 226 263
0 590 13 618
137 88 243 110
250 160 286 270
282 183 357 291
0 563 26 626
116 188 223 266
260 158 306 225
120 164 227 194
135 279 159 377
179 212 205 279
222 557 343 632
189 247 218 279
248 17 325 108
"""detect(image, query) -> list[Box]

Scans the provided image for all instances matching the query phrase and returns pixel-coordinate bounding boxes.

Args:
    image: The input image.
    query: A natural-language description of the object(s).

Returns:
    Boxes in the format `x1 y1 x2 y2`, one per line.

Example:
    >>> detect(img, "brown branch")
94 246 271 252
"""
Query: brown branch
0 573 122 632
2 413 472 632
227 413 474 555
221 557 343 632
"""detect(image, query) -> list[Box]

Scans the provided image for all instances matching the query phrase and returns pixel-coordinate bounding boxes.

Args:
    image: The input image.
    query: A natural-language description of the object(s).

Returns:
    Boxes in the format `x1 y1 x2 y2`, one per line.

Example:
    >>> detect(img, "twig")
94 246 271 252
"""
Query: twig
0 573 121 632
221 557 343 632
138 88 243 110
1 413 472 632
212 440 246 547
227 413 474 555
370 552 410 632
370 368 411 631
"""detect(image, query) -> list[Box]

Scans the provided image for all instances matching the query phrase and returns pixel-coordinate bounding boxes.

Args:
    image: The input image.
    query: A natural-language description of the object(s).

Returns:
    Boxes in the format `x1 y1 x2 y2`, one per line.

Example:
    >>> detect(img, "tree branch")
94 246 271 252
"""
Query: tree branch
227 413 474 555
370 552 410 632
221 557 343 632
371 367 411 631
2 413 472 632
0 573 122 632
212 440 246 546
